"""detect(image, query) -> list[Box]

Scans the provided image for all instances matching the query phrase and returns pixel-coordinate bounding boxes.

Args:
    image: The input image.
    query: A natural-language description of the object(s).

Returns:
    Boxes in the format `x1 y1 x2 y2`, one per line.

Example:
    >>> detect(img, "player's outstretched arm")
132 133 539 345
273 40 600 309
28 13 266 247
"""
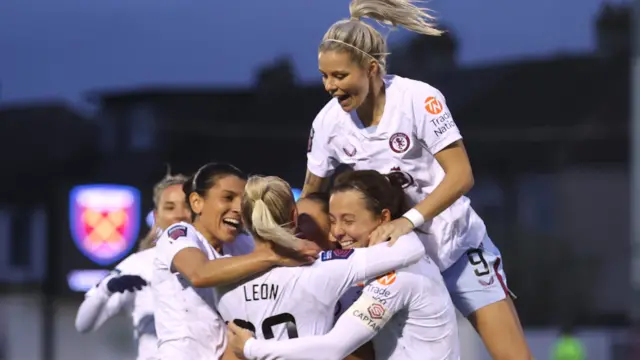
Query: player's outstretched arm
304 110 338 197
351 231 425 281
172 244 319 288
235 294 392 360
311 232 424 304
172 247 280 288
74 273 136 332
159 223 318 288
413 140 474 224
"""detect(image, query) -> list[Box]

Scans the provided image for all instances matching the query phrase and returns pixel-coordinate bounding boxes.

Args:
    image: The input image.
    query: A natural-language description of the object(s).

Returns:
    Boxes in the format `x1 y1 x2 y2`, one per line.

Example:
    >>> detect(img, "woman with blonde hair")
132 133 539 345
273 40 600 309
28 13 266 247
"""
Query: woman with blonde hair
301 0 532 358
152 163 319 360
215 174 425 358
75 172 191 360
228 170 458 360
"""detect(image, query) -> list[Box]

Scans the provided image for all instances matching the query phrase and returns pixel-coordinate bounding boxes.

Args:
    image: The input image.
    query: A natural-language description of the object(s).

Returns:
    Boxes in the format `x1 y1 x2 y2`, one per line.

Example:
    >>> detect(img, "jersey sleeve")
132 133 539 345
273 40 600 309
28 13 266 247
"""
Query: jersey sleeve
243 293 397 360
306 105 340 178
155 223 201 268
414 86 462 155
74 269 134 332
305 231 424 306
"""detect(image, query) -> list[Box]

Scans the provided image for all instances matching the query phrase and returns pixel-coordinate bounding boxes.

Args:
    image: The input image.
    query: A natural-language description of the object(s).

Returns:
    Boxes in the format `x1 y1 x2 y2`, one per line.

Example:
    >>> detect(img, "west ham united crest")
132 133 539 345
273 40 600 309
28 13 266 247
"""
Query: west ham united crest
69 184 141 266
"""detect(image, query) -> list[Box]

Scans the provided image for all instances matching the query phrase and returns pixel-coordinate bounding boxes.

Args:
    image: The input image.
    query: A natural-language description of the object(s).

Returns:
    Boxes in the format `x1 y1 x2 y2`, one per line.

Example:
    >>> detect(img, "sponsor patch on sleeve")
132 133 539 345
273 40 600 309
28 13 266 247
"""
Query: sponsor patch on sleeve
167 225 188 240
320 248 355 261
346 294 391 332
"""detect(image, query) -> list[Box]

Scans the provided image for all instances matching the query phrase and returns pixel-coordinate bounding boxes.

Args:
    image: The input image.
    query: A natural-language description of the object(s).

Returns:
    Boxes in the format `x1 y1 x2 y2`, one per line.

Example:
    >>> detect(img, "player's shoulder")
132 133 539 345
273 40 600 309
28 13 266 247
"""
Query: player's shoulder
126 248 156 279
131 247 157 264
115 251 142 273
387 74 441 96
398 258 429 278
370 250 429 289
304 248 356 276
393 231 426 253
154 222 201 262
366 269 412 297
161 222 197 243
384 257 435 290
114 251 153 278
387 74 444 111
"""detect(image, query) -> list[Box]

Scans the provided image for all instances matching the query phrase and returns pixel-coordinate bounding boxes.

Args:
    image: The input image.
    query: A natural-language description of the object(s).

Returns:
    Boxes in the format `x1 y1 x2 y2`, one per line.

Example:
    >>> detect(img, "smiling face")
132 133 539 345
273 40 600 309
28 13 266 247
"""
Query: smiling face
154 184 191 230
318 50 377 113
190 175 247 243
329 189 390 249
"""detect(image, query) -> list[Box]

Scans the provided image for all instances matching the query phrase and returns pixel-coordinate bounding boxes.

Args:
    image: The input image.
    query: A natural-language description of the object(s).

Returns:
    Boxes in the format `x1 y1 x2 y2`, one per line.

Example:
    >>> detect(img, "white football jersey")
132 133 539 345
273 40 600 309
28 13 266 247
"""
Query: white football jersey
216 232 426 342
77 248 158 360
152 222 254 360
307 75 486 270
364 259 459 360
243 256 460 360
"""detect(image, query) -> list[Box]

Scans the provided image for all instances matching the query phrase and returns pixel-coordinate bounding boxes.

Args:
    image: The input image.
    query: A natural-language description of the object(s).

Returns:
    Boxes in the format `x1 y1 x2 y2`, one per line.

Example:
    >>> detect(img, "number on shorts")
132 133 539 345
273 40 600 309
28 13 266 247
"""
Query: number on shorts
466 249 491 277
231 312 298 340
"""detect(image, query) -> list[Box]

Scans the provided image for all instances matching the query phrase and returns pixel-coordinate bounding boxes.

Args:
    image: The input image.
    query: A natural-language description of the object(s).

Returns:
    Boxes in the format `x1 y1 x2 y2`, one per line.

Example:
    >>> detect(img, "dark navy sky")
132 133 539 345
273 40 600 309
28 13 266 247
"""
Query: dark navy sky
0 0 623 103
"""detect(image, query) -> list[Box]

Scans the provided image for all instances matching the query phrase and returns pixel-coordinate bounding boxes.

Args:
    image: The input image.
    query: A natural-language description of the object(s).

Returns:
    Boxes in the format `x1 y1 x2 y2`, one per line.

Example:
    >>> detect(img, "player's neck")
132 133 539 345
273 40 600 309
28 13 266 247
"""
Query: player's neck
253 239 270 252
356 78 386 127
194 221 223 253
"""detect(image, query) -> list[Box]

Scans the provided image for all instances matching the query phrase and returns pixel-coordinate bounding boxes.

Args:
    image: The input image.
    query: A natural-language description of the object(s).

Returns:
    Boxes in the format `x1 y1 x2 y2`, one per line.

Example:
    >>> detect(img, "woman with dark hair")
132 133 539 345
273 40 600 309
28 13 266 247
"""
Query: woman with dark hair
152 163 319 360
228 170 459 360
296 192 335 251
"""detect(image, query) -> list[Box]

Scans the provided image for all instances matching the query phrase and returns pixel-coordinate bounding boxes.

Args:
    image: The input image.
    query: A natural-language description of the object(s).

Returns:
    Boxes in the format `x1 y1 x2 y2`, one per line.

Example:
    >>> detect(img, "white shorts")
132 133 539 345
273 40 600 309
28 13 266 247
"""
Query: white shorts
441 235 514 317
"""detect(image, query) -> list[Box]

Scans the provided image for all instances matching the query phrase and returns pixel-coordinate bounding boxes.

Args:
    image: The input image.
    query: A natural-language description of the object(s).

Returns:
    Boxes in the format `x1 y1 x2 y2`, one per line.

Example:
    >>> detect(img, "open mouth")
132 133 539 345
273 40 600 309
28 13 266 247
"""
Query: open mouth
335 94 350 106
222 218 241 232
339 239 357 249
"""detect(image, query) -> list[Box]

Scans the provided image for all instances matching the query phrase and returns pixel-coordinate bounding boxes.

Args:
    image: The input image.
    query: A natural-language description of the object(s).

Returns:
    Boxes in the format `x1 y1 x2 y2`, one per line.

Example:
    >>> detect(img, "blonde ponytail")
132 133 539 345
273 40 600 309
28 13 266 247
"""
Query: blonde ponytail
320 0 442 73
241 176 303 250
349 0 442 36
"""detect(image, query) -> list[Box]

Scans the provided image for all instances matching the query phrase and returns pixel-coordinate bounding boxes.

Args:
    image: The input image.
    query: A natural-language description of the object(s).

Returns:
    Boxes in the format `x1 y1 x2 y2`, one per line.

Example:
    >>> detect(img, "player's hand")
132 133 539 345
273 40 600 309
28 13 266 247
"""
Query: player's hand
272 239 320 267
106 275 147 294
226 321 254 360
368 217 414 246
294 238 322 258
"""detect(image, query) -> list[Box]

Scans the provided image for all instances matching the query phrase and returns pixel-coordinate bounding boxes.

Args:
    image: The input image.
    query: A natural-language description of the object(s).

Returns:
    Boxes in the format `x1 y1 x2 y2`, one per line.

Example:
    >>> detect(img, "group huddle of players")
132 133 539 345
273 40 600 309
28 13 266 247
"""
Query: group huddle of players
75 0 534 359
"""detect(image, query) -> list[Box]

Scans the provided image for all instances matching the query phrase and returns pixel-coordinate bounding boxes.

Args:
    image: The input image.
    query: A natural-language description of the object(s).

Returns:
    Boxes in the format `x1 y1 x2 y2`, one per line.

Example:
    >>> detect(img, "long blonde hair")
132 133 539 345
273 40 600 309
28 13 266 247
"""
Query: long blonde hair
320 0 442 73
241 175 303 250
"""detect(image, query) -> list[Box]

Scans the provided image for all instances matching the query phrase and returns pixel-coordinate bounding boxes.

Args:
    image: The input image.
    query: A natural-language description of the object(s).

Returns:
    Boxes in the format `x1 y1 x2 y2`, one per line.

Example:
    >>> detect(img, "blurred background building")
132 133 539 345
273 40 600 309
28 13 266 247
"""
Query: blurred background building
0 1 635 359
